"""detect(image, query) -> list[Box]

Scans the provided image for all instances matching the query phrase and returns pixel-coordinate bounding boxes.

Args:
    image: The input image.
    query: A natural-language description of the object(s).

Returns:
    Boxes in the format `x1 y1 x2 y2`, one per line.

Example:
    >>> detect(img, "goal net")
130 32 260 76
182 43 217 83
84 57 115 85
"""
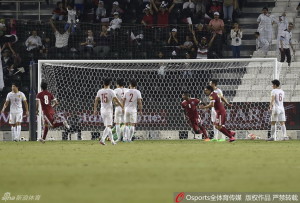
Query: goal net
37 58 279 140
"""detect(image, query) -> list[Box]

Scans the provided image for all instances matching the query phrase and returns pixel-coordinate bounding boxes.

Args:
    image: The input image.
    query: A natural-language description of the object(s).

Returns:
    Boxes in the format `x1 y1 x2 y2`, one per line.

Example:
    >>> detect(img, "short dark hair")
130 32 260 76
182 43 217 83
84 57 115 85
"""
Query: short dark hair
206 85 214 92
262 7 268 11
129 79 137 87
41 82 48 90
272 79 280 87
254 32 260 35
12 82 20 88
117 79 125 87
182 91 190 96
210 79 218 86
103 78 111 86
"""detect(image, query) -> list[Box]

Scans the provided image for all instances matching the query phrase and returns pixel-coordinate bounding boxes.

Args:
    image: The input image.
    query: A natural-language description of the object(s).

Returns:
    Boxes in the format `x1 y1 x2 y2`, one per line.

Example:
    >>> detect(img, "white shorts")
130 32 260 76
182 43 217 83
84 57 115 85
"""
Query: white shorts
101 111 113 126
211 108 217 122
271 108 286 122
114 107 124 124
124 111 137 124
9 112 23 124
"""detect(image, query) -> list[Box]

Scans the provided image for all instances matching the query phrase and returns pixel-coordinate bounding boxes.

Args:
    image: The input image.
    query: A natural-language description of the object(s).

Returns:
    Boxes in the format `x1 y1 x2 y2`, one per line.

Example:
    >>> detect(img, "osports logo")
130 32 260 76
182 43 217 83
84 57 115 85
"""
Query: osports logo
175 192 185 202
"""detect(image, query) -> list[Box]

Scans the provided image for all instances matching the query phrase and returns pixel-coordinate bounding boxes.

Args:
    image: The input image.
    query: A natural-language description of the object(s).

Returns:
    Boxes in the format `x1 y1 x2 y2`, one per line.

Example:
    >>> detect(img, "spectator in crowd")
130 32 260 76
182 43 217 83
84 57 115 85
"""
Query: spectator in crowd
0 19 6 37
93 25 110 58
0 48 8 91
7 19 17 35
49 18 72 58
208 12 224 58
255 31 269 57
95 1 106 22
193 23 211 41
223 0 234 22
108 12 122 31
195 0 209 19
40 37 51 59
65 4 77 33
192 29 215 59
151 0 175 27
111 1 124 17
141 4 154 28
230 22 242 58
79 30 95 58
273 12 289 52
208 1 222 18
157 50 165 59
52 2 67 21
280 23 295 67
257 7 274 45
25 30 42 56
167 28 179 46
180 35 193 53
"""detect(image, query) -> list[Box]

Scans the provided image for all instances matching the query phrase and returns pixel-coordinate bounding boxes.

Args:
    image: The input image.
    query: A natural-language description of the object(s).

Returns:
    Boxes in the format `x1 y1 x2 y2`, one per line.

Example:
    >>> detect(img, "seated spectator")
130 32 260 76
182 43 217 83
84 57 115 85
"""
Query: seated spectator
25 30 42 55
167 28 179 46
95 1 107 22
111 1 124 17
142 4 154 28
79 30 95 58
0 19 6 37
254 31 269 57
52 2 67 21
49 18 72 58
108 12 122 31
151 0 175 27
180 35 193 52
40 37 51 59
208 1 222 18
65 4 77 33
94 25 110 58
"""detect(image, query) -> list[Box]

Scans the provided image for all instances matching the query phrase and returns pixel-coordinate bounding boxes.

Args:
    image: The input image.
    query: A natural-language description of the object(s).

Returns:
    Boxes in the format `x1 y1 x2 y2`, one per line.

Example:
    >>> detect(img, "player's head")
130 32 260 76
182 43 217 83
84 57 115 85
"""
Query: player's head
11 82 20 92
262 7 268 14
41 82 48 90
271 79 280 88
209 79 218 87
103 78 112 86
116 79 125 87
204 85 214 96
254 32 260 38
129 79 137 88
182 91 190 100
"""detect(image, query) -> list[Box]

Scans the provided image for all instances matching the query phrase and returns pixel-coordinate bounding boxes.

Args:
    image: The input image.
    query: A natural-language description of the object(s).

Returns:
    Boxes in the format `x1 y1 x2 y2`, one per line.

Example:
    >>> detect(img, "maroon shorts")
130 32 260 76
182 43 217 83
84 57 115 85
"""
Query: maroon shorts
189 115 202 126
43 111 55 125
215 110 226 126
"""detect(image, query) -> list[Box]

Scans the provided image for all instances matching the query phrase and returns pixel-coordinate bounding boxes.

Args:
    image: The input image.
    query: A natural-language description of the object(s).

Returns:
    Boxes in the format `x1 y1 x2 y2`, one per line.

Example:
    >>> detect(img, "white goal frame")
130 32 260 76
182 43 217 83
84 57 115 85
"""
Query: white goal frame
37 58 279 140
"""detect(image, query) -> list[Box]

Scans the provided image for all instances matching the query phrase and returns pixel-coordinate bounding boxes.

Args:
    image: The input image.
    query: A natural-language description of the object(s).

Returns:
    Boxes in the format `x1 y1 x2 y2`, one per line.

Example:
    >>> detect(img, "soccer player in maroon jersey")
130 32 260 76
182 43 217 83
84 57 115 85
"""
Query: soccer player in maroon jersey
36 82 70 143
181 91 210 141
200 86 236 142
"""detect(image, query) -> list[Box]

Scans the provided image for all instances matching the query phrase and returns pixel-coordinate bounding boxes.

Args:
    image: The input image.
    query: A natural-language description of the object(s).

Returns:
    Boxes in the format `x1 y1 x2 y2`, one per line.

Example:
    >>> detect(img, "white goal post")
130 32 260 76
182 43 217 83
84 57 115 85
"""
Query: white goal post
37 58 280 140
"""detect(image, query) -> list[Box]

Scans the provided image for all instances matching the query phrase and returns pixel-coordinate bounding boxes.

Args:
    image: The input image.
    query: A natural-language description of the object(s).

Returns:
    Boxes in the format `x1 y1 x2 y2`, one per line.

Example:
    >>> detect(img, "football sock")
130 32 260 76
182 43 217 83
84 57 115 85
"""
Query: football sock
11 126 16 140
213 126 219 139
219 127 232 138
281 124 287 138
43 126 49 140
129 126 135 141
271 125 276 139
116 124 121 141
101 127 108 143
199 126 208 139
16 125 21 140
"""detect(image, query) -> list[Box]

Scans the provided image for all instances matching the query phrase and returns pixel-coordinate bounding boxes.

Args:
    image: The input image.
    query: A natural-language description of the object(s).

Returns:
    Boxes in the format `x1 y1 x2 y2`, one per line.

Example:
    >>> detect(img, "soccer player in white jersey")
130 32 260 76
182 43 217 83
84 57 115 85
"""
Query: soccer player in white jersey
1 83 29 141
94 78 123 145
268 79 287 141
114 79 128 142
209 79 233 141
123 79 142 142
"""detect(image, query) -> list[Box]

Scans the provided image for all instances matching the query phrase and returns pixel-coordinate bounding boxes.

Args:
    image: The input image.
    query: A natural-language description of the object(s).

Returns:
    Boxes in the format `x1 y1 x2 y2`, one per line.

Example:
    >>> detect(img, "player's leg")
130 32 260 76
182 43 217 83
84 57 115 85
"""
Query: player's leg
9 113 17 141
268 110 278 141
114 108 122 142
211 109 219 140
123 111 131 142
278 109 287 140
14 113 23 141
128 112 137 142
215 113 235 142
100 112 115 145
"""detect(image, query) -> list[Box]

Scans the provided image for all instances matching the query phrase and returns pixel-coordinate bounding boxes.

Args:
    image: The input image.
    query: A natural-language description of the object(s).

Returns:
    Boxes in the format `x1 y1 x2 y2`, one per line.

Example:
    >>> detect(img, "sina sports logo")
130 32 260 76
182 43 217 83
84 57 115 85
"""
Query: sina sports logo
175 192 185 203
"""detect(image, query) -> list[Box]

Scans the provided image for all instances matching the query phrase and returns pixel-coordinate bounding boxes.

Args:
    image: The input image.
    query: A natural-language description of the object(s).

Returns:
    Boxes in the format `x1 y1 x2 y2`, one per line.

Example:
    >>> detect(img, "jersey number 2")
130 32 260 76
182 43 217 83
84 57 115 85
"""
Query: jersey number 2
129 94 133 102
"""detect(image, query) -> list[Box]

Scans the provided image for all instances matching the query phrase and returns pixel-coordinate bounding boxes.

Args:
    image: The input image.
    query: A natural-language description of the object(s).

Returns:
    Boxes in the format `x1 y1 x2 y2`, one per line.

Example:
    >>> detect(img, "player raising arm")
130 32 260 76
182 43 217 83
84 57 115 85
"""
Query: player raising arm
94 78 123 145
114 79 128 142
36 82 70 143
268 79 287 141
181 91 209 141
123 79 142 142
209 79 232 141
200 85 236 142
1 83 29 141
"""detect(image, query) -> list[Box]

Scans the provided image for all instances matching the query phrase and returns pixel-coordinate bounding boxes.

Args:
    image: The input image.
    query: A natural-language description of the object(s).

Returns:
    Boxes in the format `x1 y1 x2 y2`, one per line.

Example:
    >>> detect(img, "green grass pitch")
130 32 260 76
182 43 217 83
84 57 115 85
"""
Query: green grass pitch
0 140 300 203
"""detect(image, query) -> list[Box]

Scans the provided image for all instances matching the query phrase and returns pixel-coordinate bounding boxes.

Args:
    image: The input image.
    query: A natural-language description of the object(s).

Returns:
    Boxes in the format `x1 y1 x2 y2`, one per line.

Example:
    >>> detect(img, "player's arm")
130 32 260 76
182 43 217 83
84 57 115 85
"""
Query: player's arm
1 101 10 113
36 99 40 115
52 98 59 108
49 18 57 33
23 100 29 116
93 97 100 115
137 98 142 114
113 97 123 108
199 101 214 109
220 95 232 107
269 95 275 111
